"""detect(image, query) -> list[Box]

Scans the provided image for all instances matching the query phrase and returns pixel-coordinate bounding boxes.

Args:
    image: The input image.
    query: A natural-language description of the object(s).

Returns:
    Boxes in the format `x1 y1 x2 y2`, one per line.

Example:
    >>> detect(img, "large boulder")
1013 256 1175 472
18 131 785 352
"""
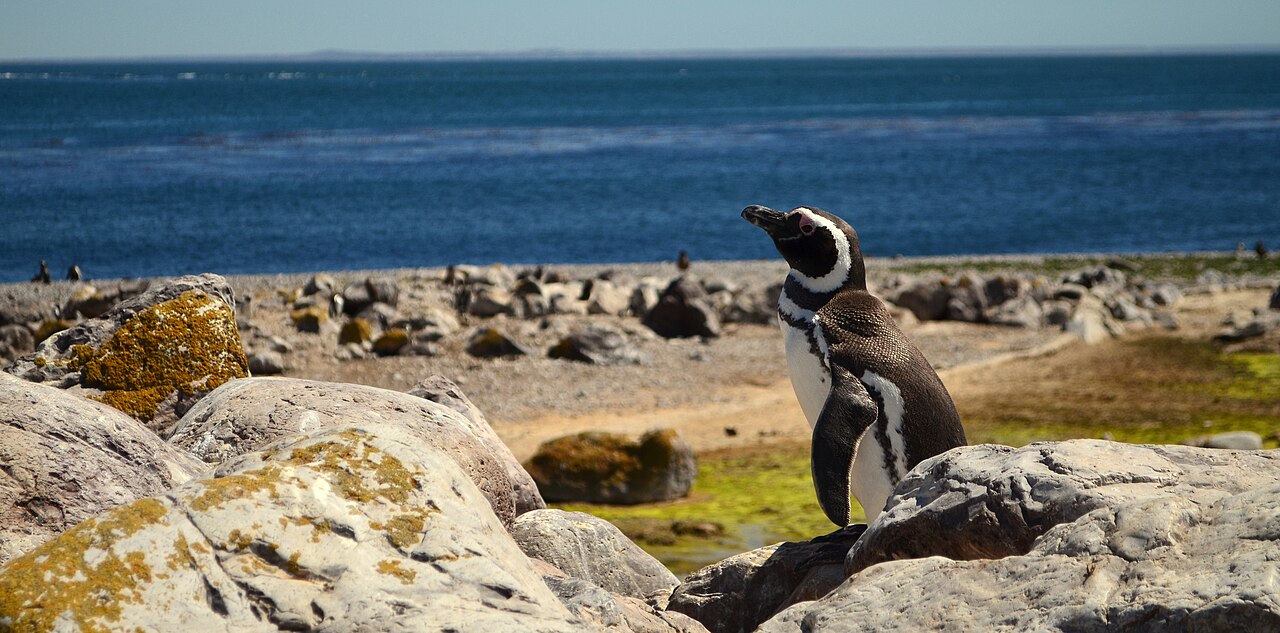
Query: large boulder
548 325 647 365
0 374 204 566
847 440 1280 574
755 441 1280 632
0 423 581 632
5 274 249 434
165 377 540 527
406 374 546 516
539 565 709 633
668 525 866 633
512 509 679 601
525 429 697 504
642 276 721 339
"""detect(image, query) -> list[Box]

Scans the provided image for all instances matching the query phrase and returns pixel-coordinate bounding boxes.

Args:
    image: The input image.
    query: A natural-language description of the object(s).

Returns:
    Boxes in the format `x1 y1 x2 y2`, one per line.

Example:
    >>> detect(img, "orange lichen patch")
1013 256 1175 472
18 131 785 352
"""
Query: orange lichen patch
339 318 373 345
376 559 417 585
371 328 410 356
0 498 171 633
524 431 642 490
188 468 284 513
76 290 248 421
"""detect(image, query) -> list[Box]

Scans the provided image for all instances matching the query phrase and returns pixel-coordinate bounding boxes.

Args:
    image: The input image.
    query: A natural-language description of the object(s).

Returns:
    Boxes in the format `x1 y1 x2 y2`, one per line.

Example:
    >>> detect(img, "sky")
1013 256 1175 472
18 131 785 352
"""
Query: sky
4 0 1280 61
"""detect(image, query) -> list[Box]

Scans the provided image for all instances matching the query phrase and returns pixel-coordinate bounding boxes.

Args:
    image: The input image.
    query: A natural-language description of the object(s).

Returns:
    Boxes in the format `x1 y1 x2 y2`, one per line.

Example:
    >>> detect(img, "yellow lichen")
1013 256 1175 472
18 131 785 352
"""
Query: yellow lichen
339 318 373 345
371 328 409 356
76 290 248 421
0 498 170 633
376 559 417 585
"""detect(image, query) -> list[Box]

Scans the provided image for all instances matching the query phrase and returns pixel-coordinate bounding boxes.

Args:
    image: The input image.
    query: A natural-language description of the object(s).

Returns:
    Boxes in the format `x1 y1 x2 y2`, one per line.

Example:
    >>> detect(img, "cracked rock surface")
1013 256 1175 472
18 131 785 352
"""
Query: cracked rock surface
759 441 1280 632
0 422 580 632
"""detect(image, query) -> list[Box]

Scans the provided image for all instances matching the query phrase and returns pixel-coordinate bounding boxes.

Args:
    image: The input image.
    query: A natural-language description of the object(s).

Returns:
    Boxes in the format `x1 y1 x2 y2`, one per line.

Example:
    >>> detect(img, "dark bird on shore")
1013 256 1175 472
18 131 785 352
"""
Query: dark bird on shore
742 205 966 526
677 250 690 272
1257 241 1269 260
67 265 82 281
31 260 50 284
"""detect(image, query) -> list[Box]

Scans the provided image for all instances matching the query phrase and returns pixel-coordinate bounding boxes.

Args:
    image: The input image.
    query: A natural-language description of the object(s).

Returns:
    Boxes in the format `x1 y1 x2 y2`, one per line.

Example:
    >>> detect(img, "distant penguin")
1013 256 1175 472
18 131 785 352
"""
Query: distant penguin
31 260 51 284
67 264 82 281
677 250 691 272
1257 241 1269 260
742 205 966 526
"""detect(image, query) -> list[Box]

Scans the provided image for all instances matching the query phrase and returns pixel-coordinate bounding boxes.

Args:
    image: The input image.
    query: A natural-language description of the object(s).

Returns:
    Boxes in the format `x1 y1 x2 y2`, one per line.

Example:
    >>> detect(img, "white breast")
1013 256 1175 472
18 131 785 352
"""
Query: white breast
780 315 898 523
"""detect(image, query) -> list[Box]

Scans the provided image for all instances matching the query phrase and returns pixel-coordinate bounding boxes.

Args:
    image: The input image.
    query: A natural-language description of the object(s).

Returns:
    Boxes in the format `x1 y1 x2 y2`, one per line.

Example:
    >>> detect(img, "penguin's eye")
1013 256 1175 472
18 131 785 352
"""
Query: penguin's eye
799 218 816 236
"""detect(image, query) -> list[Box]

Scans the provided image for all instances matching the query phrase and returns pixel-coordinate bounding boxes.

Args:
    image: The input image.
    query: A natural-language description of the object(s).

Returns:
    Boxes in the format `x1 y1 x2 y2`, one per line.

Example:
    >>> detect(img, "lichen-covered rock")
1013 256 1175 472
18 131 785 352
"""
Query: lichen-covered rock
406 374 545 516
0 423 581 632
0 374 204 567
763 443 1280 633
846 440 1280 575
290 305 326 333
32 318 73 343
548 325 647 365
512 510 678 600
668 525 866 633
525 429 696 504
6 274 248 433
372 327 410 356
166 377 537 527
338 317 373 345
466 326 533 358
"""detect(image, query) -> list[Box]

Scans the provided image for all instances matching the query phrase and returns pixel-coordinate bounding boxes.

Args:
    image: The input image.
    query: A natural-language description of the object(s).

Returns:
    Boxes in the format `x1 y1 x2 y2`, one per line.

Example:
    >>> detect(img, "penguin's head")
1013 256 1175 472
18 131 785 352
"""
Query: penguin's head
742 205 866 291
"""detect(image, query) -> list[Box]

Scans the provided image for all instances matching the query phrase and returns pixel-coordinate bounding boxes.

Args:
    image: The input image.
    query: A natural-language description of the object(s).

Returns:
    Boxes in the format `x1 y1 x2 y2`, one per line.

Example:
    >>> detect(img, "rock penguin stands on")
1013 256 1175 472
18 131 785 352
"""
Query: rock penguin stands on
742 205 966 525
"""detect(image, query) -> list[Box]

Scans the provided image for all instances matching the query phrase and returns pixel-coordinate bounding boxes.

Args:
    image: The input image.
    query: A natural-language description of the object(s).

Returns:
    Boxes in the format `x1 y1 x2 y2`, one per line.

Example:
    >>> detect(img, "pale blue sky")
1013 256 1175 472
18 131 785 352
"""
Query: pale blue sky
4 0 1280 60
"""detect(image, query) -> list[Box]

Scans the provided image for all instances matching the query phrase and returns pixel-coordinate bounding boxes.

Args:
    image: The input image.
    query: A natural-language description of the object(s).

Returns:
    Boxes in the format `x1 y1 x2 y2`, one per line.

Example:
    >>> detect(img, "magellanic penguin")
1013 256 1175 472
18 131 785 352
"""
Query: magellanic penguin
742 205 966 526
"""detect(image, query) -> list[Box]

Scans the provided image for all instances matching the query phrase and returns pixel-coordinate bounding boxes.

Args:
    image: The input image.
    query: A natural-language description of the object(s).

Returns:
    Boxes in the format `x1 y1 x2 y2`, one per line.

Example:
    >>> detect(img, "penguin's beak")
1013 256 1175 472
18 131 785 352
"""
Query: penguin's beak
741 205 788 237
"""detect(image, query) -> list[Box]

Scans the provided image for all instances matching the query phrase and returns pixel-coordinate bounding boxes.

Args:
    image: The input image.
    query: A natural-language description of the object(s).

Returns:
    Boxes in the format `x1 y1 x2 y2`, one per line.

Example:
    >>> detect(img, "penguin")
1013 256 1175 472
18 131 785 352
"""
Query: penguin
741 205 966 526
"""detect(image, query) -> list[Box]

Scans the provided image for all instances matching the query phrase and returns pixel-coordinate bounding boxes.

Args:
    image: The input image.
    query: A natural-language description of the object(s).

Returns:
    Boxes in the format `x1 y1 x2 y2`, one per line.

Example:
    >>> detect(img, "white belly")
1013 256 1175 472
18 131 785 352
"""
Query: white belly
782 321 896 523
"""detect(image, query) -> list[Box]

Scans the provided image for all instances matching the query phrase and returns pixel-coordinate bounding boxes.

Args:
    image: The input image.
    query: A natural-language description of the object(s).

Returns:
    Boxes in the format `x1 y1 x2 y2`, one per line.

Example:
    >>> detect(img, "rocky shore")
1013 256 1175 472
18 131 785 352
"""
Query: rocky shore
2 254 1279 631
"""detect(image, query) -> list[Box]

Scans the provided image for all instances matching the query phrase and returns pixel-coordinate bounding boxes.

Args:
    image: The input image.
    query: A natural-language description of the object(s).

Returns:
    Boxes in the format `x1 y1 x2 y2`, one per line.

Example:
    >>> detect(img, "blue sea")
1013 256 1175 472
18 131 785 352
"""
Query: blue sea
2 54 1279 282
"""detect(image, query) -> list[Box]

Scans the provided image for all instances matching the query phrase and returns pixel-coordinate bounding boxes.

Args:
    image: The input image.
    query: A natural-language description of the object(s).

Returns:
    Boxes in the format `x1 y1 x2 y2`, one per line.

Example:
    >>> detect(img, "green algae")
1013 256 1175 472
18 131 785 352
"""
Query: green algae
553 442 854 576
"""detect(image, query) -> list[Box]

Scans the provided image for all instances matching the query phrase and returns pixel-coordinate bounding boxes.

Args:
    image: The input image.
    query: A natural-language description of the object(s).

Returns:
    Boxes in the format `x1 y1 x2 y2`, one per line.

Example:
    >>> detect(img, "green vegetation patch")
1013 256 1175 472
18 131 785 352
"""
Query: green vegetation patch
553 442 857 576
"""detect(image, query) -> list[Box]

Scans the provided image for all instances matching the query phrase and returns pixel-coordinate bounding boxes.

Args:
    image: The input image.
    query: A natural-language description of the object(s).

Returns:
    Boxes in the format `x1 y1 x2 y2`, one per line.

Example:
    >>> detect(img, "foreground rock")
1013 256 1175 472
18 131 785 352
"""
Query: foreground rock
668 525 866 633
525 429 697 504
5 274 249 433
166 377 543 527
513 509 679 601
758 440 1280 632
539 564 709 633
0 423 581 632
0 374 204 567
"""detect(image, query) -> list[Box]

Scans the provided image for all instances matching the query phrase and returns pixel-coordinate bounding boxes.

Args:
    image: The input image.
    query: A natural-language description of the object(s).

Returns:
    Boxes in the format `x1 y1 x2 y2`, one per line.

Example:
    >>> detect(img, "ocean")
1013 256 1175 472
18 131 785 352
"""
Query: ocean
2 54 1279 282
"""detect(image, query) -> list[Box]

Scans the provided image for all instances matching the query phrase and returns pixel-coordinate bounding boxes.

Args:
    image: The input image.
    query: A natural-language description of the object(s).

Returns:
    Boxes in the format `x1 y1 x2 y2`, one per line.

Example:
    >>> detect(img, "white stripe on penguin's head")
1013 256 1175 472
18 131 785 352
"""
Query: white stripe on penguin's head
788 207 852 293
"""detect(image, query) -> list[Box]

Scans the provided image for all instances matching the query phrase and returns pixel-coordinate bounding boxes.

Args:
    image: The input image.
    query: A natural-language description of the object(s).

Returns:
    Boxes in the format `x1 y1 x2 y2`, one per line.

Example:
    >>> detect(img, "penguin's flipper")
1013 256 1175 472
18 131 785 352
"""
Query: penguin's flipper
811 361 878 527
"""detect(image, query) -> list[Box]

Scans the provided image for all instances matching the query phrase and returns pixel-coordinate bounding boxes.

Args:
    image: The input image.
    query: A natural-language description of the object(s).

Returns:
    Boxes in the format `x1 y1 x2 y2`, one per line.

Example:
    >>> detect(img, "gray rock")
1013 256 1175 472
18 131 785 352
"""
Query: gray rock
393 307 459 341
539 568 710 633
468 286 517 317
1055 282 1088 301
301 273 338 298
60 280 150 319
845 440 1280 575
721 282 782 325
642 276 722 339
1040 299 1074 326
587 279 634 316
630 280 663 317
1065 306 1111 343
513 509 678 600
0 324 34 363
1149 282 1183 307
406 374 546 516
247 350 286 375
355 301 401 329
549 325 648 366
525 429 697 504
1063 266 1127 289
166 377 537 527
943 274 989 323
1271 285 1280 311
890 280 948 321
668 525 867 633
1185 430 1265 450
986 294 1043 328
466 326 533 358
365 277 400 307
5 274 248 433
0 374 204 566
1214 313 1280 342
765 442 1280 633
0 422 582 632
